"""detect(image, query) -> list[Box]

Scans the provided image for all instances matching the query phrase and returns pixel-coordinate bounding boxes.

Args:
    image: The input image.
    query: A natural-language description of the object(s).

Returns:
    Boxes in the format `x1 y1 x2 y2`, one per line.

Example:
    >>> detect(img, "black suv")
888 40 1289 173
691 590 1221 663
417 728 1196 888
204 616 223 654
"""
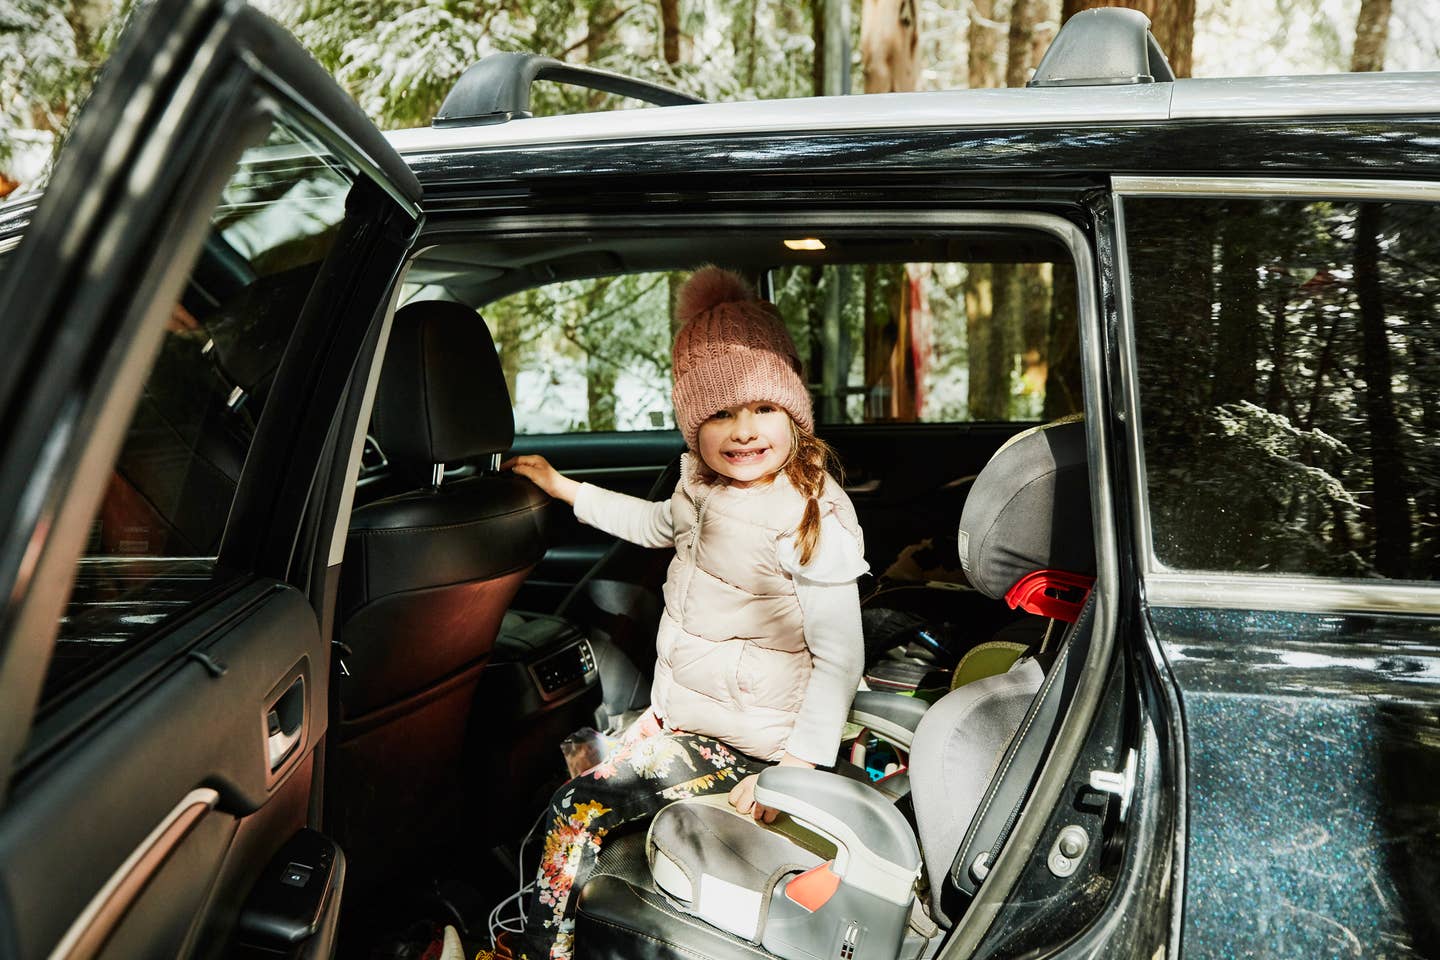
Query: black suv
0 1 1436 958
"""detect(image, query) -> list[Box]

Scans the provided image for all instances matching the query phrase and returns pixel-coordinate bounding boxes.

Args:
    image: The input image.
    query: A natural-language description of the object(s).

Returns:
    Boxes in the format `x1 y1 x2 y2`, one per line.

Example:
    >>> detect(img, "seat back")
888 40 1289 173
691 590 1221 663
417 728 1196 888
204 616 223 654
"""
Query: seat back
331 300 551 888
910 417 1094 924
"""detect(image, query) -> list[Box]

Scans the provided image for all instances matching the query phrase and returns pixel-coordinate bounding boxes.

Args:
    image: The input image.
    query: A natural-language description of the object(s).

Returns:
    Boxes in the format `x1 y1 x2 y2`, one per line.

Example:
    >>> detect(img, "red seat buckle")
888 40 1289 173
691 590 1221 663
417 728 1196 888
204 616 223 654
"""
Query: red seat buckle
1003 570 1094 623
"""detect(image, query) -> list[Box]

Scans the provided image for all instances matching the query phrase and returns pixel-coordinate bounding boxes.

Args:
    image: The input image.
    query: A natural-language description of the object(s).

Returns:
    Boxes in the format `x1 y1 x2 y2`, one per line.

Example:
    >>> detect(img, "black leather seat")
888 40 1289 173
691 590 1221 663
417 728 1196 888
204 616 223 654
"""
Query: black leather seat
329 300 552 889
577 832 764 960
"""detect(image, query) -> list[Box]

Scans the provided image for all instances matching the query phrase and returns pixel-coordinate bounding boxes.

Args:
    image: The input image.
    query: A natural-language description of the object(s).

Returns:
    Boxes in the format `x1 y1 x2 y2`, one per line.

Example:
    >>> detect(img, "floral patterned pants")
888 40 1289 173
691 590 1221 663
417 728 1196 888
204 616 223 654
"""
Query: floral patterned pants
518 719 766 960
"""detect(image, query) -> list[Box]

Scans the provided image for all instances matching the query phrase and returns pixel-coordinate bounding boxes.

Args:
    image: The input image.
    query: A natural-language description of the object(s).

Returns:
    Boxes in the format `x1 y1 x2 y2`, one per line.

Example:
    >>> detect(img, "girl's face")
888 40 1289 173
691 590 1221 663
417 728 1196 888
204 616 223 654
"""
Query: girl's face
697 402 793 487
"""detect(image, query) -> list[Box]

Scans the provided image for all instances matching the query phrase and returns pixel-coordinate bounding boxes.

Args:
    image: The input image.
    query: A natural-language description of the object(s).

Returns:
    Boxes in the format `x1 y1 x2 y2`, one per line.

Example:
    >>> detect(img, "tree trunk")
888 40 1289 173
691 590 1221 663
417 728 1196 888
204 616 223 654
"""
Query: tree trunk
1006 0 1041 88
1355 204 1412 578
583 1 620 109
860 0 918 93
963 0 1008 419
1211 210 1260 405
668 271 685 340
1409 331 1439 573
967 266 1012 420
997 0 1051 411
585 2 616 62
660 0 681 65
494 311 522 401
968 0 1003 90
820 0 851 96
586 355 617 432
819 267 849 423
1350 0 1391 71
581 272 616 431
745 0 759 88
1060 0 1193 78
812 0 826 98
1265 282 1291 416
858 0 921 420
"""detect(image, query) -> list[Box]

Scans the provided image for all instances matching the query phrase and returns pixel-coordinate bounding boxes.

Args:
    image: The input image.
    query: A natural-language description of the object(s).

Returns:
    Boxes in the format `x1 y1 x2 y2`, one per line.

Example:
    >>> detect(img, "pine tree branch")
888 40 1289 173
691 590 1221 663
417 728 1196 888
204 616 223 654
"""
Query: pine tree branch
560 4 638 60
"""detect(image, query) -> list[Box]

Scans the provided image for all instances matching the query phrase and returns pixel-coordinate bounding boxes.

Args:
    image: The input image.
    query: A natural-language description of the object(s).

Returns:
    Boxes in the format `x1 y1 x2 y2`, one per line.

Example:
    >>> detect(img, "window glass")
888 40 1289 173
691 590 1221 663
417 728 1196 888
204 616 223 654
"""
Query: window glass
483 271 683 433
773 262 1079 424
479 258 1081 434
1126 196 1440 582
44 118 353 706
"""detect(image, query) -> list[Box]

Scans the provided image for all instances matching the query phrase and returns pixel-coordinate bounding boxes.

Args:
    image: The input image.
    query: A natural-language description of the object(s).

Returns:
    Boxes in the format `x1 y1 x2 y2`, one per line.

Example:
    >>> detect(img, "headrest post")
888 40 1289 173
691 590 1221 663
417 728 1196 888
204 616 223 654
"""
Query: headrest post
486 453 502 474
431 463 445 488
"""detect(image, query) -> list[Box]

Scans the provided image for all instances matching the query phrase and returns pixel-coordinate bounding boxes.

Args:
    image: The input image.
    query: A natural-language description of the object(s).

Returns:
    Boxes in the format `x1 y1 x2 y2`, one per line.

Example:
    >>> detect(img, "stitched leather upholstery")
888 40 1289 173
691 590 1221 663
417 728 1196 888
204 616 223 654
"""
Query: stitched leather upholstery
339 303 551 718
332 301 550 893
371 299 515 464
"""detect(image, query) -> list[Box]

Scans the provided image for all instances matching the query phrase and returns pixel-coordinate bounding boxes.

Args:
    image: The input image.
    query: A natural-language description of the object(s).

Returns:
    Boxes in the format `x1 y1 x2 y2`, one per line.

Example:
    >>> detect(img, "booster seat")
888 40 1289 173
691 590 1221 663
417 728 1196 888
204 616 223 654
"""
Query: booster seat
571 418 1095 960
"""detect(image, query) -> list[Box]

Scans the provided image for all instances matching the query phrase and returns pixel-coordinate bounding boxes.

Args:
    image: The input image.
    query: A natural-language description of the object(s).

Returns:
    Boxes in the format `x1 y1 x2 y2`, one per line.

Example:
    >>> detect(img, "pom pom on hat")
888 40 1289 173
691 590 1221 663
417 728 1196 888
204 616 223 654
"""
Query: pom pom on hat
671 267 814 450
676 266 756 324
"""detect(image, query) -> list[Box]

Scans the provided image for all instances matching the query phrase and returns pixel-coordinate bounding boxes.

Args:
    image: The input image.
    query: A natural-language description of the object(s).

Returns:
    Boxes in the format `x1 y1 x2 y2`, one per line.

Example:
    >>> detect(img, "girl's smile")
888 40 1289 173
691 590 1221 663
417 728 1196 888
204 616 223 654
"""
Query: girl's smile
698 402 793 487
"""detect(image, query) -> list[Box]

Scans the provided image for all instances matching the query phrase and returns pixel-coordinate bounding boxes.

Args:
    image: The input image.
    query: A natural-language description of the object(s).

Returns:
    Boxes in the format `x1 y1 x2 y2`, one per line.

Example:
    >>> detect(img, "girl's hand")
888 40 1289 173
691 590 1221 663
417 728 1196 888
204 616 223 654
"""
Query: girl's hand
501 454 581 505
728 753 815 823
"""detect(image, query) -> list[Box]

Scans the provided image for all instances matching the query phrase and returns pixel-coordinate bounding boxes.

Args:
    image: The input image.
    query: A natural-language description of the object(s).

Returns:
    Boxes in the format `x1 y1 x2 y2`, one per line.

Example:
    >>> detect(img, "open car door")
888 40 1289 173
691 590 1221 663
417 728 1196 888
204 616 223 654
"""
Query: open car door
0 1 419 956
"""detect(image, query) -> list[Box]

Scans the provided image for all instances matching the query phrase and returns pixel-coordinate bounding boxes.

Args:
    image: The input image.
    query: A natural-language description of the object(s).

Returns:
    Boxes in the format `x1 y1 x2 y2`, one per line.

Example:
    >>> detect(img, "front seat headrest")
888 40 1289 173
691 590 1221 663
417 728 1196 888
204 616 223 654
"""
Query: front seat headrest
958 416 1094 621
372 300 514 465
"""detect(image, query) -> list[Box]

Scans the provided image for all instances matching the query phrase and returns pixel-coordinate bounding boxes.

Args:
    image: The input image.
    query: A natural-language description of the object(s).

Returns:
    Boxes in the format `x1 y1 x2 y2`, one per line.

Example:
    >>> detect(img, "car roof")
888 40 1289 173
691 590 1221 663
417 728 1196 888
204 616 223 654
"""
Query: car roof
385 71 1440 157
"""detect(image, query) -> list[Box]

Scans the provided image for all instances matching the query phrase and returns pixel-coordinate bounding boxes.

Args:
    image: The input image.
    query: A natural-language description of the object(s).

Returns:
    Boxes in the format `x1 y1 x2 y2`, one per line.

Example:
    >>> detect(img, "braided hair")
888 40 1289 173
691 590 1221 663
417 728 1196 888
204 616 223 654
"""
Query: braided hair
784 419 843 567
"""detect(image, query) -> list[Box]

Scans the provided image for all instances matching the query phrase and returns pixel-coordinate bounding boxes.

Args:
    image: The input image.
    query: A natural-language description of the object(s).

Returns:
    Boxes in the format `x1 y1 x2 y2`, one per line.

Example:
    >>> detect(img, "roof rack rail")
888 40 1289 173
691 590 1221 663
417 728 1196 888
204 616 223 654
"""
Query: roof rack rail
1028 7 1175 88
434 52 705 128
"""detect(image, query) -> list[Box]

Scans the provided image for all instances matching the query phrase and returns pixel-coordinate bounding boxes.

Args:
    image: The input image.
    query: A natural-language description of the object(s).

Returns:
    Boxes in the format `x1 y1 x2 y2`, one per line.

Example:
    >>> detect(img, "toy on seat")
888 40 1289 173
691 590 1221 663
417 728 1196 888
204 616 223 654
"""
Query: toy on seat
649 773 922 960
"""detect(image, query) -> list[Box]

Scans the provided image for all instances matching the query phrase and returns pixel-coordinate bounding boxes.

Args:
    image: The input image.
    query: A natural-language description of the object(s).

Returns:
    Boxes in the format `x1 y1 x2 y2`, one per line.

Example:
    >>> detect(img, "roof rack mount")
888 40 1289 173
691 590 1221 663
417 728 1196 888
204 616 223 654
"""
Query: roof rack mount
434 52 705 128
1029 7 1175 88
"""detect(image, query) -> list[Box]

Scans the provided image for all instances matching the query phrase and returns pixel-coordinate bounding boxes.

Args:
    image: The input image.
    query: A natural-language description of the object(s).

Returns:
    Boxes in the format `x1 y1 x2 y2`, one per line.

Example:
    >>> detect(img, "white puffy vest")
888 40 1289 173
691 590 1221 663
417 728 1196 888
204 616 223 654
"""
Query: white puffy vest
651 456 860 761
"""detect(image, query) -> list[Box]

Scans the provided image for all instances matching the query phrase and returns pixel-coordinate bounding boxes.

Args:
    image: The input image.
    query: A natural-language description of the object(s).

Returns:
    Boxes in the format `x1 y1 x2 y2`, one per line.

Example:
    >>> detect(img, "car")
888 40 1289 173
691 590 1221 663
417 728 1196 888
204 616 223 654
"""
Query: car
0 1 1436 958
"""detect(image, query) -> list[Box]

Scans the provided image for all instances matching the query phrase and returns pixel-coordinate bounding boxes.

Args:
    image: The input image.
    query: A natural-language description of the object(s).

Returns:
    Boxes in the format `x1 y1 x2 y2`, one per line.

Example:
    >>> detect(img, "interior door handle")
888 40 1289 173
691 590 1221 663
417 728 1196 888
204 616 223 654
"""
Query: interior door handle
266 676 305 772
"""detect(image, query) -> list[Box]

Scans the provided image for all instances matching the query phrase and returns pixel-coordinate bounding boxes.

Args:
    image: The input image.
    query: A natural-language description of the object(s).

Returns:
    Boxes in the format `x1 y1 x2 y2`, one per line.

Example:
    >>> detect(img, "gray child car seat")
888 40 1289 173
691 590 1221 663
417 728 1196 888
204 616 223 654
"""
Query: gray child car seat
571 418 1095 960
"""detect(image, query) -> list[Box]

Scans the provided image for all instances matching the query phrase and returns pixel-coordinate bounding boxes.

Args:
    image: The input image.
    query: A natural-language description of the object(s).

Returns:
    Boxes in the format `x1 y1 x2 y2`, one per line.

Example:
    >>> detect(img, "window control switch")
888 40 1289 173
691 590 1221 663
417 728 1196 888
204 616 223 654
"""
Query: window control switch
281 862 311 887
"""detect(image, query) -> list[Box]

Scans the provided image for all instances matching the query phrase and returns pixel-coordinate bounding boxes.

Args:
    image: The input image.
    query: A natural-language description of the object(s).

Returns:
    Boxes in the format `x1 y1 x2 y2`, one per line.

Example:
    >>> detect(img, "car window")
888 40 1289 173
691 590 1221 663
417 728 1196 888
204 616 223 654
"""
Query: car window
41 117 354 708
482 271 684 433
773 261 1080 424
479 259 1081 435
1125 195 1439 582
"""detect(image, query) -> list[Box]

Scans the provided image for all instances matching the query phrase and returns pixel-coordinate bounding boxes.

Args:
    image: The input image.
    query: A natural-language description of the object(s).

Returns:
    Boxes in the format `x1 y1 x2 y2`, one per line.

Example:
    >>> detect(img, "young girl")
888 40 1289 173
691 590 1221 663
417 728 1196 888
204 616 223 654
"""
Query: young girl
497 267 867 960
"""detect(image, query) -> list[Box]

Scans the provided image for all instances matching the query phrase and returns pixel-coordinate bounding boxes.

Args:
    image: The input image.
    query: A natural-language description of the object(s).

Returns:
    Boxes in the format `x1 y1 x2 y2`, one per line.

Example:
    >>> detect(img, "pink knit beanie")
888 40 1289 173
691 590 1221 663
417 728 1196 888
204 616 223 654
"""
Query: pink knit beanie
671 267 814 451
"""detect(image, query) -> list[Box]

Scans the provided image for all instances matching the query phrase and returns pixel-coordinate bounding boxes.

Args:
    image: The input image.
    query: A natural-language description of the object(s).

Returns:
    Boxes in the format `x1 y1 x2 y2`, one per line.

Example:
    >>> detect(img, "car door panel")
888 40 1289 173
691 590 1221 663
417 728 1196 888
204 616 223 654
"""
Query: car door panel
0 1 420 957
508 430 682 610
0 582 321 959
1146 606 1440 957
